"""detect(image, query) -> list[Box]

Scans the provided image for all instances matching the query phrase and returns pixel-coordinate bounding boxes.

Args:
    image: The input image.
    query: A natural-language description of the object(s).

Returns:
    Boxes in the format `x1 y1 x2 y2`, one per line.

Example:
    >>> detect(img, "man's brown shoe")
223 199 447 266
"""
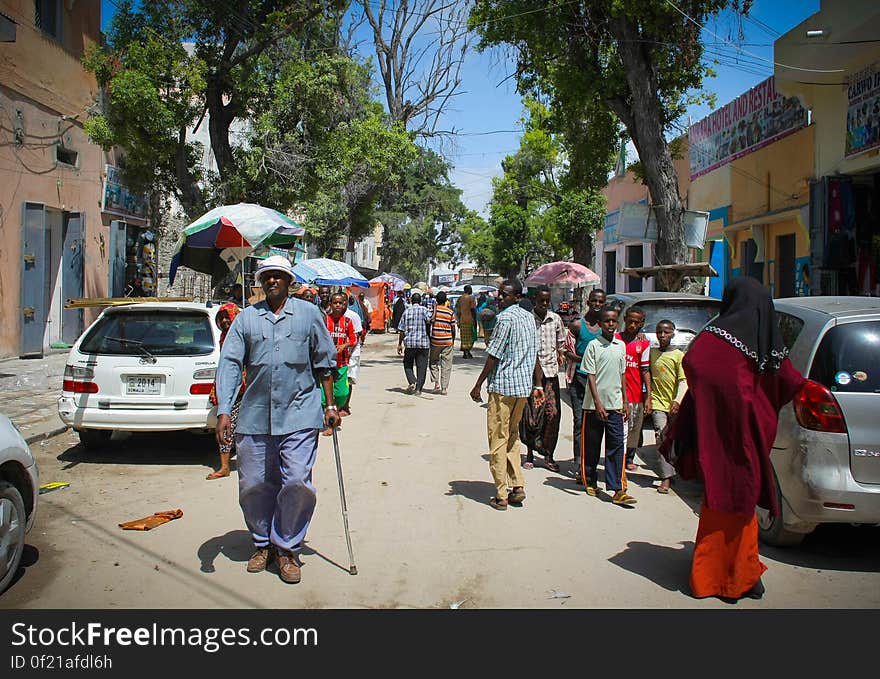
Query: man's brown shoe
246 546 272 573
508 487 526 505
276 549 302 584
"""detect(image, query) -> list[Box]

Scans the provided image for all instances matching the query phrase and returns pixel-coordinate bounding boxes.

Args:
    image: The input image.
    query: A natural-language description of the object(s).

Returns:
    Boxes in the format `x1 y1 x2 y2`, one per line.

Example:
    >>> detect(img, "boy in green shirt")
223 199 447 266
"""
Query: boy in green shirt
647 319 688 494
581 307 635 506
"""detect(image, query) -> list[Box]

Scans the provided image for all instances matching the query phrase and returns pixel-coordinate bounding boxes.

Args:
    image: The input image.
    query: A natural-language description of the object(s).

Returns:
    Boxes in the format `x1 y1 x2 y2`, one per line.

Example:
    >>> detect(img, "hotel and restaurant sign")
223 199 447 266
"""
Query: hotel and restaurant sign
845 62 880 158
101 164 148 219
689 76 808 179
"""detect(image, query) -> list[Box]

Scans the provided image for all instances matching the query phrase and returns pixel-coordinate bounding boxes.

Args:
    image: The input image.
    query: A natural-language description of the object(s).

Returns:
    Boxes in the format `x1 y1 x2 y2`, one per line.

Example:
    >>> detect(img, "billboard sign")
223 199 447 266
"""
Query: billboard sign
613 202 709 250
845 62 880 158
688 76 808 179
101 165 148 219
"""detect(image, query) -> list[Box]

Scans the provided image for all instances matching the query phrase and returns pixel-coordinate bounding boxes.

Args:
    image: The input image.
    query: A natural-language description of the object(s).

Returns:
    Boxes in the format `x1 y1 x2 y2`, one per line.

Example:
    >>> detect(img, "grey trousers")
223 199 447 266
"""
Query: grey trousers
429 344 453 390
236 429 319 552
651 411 677 480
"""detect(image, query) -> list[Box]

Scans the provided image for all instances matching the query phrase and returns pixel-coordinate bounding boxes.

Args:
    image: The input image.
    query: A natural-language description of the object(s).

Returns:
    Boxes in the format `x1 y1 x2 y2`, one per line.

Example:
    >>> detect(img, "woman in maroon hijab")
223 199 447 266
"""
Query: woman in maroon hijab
660 277 805 601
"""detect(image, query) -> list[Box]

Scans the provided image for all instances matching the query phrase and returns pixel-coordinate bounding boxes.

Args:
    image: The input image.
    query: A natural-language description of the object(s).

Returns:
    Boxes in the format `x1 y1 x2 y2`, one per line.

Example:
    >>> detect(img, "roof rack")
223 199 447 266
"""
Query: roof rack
64 297 193 309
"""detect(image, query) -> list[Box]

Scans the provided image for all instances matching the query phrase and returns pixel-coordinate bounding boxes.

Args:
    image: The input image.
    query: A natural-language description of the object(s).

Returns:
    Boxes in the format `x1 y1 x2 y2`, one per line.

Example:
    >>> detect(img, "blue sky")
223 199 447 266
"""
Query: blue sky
100 1 821 214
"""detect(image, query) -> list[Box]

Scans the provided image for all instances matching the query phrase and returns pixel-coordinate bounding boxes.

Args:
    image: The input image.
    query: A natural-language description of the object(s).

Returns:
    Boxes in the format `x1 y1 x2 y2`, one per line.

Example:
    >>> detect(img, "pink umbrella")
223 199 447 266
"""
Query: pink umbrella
525 261 600 286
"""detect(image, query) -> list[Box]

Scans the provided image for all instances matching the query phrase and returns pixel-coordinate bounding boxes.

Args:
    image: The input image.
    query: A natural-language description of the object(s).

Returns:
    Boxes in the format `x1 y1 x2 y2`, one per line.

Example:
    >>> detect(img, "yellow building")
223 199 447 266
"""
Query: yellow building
775 0 880 297
690 76 814 298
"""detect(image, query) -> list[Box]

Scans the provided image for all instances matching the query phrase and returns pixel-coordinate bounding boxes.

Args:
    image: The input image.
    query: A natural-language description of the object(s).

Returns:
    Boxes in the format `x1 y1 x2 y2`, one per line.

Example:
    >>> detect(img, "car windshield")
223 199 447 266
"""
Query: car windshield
79 311 215 356
809 321 880 394
634 300 720 334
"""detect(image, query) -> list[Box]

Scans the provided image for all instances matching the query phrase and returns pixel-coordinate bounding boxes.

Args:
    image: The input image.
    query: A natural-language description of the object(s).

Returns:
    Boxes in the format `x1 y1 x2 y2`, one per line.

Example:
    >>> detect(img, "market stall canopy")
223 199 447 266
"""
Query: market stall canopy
450 284 497 294
169 203 304 286
525 261 600 287
292 258 369 287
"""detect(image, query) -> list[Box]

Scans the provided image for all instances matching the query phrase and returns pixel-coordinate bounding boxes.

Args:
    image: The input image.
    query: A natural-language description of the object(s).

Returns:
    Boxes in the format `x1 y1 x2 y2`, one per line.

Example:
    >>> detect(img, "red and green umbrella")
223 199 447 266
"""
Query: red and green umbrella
169 203 305 286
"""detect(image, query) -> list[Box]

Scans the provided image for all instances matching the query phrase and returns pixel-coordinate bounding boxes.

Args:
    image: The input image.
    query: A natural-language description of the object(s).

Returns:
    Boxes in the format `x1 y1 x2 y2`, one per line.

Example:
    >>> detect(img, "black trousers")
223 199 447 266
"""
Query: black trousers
403 348 429 391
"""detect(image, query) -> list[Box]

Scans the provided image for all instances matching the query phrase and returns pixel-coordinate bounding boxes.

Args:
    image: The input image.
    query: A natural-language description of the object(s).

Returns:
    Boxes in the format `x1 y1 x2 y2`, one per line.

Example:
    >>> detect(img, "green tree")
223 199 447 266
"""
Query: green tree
471 0 751 289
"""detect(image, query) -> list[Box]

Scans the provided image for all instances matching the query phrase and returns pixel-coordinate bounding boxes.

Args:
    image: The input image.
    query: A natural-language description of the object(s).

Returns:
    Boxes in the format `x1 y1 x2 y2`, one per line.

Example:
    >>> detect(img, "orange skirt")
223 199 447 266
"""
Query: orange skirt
690 502 767 600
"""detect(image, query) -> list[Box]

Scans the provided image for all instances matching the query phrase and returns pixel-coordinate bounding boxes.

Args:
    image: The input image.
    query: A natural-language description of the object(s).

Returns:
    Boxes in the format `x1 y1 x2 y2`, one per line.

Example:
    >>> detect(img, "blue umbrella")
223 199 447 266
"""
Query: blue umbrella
292 258 369 287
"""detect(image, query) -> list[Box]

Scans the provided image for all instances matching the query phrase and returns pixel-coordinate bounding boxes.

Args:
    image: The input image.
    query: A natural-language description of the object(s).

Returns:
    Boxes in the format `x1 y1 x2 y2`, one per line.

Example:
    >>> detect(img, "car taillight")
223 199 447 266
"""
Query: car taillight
793 380 847 433
63 379 99 393
190 383 214 395
64 364 94 380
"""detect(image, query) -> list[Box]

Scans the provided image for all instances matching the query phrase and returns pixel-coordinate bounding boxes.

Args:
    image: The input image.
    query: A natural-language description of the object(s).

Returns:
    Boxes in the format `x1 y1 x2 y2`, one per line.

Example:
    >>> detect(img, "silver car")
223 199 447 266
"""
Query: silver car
0 413 39 594
606 292 722 351
758 297 880 546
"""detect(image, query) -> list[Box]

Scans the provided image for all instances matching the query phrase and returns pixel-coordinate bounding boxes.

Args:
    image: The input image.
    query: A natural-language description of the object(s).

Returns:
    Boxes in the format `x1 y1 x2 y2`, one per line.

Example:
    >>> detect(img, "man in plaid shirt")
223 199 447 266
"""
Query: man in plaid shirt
470 280 542 511
397 292 431 395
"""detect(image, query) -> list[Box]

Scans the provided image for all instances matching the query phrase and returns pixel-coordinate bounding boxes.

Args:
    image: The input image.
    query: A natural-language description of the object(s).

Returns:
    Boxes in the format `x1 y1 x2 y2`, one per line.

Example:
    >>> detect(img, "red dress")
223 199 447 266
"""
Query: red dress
660 331 805 599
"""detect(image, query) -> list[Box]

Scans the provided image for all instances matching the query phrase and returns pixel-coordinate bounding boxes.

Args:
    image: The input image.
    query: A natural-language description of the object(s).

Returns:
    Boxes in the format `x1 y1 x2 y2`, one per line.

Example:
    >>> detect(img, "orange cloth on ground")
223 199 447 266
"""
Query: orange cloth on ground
690 502 766 599
118 509 184 531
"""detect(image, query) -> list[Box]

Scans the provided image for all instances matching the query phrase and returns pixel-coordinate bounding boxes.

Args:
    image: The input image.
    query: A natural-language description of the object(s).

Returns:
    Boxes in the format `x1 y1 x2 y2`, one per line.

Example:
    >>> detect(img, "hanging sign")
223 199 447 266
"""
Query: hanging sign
845 62 880 158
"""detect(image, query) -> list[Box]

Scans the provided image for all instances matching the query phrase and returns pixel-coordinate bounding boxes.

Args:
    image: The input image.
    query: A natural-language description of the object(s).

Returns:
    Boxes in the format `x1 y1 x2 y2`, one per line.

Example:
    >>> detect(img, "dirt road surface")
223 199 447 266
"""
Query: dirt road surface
3 333 878 609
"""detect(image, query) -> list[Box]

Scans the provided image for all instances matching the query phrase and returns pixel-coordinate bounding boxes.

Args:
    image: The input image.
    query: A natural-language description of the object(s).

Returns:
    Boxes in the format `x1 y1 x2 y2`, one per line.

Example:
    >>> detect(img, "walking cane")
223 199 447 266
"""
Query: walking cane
331 428 358 575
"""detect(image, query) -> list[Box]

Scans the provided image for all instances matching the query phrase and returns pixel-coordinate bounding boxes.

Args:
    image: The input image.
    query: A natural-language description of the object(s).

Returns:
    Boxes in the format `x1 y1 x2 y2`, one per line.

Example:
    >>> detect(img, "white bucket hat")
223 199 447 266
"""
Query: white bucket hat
255 254 294 283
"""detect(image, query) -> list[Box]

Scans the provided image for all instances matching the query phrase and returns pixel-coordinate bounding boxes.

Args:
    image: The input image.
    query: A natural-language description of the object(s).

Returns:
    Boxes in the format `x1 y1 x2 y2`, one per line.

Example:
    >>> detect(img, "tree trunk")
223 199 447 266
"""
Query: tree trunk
572 231 593 269
609 17 687 292
206 74 235 181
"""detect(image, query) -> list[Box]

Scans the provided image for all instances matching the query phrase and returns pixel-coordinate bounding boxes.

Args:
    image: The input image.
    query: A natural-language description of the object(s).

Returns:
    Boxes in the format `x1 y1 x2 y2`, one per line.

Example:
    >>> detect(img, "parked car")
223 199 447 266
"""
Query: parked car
757 296 880 546
0 413 38 594
57 302 221 450
606 292 722 351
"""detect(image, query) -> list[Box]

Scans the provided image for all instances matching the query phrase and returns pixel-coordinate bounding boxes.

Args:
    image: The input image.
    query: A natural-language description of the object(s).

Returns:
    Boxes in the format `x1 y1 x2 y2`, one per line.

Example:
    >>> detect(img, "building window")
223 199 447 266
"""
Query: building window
626 244 643 292
34 0 61 41
54 143 79 168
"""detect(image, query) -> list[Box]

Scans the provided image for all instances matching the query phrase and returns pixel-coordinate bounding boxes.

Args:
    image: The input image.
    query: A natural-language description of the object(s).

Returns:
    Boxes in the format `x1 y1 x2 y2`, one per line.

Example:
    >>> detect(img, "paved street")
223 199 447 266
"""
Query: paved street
2 332 878 609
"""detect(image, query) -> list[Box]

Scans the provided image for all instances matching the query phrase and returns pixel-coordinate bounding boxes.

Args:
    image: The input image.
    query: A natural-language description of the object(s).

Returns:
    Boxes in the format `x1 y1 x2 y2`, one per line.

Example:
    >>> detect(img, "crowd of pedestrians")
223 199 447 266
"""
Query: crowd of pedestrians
209 264 802 603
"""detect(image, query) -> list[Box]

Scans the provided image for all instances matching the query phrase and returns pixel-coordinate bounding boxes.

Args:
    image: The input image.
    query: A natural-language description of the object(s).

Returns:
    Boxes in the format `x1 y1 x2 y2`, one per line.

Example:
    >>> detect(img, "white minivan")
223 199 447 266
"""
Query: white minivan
57 302 221 449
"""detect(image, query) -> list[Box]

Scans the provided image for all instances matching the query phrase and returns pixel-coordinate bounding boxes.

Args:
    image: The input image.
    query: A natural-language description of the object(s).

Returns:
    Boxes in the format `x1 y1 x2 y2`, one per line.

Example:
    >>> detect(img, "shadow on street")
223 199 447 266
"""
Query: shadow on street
57 431 218 469
446 480 496 507
762 524 880 573
608 540 694 594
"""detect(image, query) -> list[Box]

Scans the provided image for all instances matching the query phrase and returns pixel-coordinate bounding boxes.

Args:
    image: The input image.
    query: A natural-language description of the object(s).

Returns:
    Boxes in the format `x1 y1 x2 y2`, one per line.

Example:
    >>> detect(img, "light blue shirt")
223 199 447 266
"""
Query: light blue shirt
486 304 538 398
216 297 336 435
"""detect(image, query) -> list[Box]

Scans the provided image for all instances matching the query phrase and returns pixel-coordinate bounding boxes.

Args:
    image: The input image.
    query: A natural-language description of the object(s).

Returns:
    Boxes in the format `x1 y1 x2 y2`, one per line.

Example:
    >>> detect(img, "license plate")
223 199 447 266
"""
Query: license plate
126 376 162 395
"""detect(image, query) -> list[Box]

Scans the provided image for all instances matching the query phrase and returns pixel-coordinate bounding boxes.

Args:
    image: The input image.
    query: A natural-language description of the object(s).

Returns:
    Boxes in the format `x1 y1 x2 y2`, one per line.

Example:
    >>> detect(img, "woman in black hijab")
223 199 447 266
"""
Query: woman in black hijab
659 276 805 602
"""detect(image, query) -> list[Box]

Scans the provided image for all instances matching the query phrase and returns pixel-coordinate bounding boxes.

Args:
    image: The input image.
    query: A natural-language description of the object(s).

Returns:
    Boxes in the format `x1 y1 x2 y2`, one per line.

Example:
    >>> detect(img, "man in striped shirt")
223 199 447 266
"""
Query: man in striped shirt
429 291 456 395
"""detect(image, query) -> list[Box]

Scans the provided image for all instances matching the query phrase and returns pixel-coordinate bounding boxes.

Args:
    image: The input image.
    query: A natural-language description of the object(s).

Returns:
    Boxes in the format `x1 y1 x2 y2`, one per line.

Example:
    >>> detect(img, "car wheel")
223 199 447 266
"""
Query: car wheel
0 481 26 594
757 469 807 548
78 429 113 450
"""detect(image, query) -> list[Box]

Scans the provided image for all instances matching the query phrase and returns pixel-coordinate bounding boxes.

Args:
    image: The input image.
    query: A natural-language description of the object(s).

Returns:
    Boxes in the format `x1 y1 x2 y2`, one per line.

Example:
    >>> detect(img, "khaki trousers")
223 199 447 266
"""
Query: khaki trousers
487 392 527 500
429 344 453 390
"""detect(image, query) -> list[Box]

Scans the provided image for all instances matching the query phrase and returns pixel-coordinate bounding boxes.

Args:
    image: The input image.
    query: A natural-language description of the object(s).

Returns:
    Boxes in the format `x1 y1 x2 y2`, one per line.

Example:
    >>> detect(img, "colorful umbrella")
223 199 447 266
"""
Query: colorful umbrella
524 261 600 286
292 258 369 287
169 203 304 286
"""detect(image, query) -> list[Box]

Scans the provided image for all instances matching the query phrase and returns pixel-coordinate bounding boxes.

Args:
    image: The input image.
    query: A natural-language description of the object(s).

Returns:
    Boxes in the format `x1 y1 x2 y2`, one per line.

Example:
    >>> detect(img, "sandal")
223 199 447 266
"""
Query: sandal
206 469 230 480
489 497 508 511
545 460 560 473
612 492 638 506
585 486 598 497
523 461 534 470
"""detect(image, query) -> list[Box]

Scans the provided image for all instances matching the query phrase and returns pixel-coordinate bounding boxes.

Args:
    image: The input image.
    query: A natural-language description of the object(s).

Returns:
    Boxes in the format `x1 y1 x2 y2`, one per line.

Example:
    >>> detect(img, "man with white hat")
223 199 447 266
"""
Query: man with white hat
216 255 340 584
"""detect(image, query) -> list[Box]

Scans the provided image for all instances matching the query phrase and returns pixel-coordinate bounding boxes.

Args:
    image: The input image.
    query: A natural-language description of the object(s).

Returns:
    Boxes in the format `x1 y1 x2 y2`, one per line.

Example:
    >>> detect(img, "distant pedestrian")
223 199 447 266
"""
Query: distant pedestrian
659 277 804 601
581 306 635 506
456 285 477 358
429 291 456 395
618 307 652 484
397 292 431 395
520 286 566 473
358 292 373 342
566 288 606 479
391 295 406 331
648 320 687 494
470 280 542 511
215 255 339 584
476 292 498 344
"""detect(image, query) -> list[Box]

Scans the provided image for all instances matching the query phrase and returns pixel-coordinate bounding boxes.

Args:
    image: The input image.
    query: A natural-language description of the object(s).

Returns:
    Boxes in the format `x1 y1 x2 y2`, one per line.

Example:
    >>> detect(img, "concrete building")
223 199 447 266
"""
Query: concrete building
775 0 880 296
0 0 148 358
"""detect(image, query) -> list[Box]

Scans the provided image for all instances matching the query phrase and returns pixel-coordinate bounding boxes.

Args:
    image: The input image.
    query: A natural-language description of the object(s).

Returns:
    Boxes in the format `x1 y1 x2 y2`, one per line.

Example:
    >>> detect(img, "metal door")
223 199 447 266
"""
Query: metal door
108 220 127 297
776 233 796 299
61 212 84 344
20 202 47 357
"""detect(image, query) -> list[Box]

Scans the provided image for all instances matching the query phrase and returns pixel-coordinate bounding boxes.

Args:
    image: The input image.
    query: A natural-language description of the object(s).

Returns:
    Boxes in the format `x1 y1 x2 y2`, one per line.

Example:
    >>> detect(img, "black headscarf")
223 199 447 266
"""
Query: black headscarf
702 276 788 373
